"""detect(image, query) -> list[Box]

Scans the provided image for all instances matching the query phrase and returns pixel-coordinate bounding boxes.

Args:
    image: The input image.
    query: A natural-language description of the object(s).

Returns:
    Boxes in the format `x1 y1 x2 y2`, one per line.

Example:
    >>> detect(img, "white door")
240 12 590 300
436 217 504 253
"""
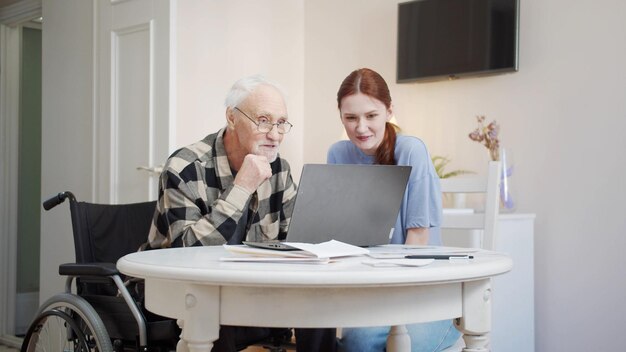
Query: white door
96 0 174 203
36 0 175 313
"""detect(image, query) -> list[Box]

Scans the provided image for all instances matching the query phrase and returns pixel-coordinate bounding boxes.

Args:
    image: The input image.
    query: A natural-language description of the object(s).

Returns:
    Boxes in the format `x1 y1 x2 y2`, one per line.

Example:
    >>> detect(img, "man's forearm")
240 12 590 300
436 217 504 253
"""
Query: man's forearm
163 183 251 247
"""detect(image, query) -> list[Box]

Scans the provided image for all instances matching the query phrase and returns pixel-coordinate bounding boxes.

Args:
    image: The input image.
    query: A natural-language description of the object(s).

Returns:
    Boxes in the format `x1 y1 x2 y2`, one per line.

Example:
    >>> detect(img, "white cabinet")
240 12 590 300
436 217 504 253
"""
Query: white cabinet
491 213 535 352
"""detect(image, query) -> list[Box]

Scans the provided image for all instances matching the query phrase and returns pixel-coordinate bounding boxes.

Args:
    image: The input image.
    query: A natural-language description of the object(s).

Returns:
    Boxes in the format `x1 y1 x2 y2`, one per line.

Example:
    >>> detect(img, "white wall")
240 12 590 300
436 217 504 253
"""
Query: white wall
304 0 626 351
40 0 94 301
176 0 305 179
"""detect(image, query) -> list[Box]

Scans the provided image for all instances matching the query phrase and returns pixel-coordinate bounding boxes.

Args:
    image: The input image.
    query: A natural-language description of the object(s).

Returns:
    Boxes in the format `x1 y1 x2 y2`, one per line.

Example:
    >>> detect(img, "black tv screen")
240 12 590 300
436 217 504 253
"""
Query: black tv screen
397 0 519 82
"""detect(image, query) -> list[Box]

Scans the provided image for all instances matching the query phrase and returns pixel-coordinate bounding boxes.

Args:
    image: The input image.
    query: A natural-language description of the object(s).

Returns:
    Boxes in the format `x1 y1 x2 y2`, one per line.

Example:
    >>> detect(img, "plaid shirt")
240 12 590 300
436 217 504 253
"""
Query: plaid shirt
141 128 297 249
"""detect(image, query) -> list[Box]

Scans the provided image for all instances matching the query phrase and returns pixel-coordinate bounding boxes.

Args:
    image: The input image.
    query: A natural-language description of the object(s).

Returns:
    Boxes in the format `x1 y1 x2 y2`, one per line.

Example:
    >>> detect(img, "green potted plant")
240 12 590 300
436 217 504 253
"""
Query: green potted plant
431 156 474 179
432 156 474 208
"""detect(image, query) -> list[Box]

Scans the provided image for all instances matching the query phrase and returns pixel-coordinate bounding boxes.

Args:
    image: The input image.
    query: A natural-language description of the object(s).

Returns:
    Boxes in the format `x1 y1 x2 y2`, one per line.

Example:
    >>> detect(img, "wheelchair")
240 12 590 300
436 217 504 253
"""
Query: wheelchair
20 191 295 352
21 191 178 352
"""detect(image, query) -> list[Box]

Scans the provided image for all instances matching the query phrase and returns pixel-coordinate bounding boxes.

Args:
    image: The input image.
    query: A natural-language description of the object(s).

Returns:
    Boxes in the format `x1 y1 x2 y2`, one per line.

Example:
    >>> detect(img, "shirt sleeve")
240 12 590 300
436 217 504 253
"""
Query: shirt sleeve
399 138 442 229
327 143 338 164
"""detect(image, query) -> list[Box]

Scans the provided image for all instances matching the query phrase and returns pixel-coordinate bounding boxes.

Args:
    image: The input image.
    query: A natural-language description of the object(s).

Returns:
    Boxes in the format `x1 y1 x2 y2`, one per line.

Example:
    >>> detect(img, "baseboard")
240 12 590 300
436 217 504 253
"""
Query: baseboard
0 334 23 349
15 291 39 336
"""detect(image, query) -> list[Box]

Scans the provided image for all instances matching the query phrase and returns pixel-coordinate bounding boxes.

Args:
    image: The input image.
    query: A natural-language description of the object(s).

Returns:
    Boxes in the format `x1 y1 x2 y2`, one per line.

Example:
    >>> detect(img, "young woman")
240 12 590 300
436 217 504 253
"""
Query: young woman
327 68 460 352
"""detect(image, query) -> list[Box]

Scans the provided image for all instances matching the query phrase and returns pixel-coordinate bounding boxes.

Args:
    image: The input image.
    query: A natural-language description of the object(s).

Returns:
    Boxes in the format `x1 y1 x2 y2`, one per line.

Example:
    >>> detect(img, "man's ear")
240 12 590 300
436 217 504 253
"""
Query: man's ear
226 107 236 129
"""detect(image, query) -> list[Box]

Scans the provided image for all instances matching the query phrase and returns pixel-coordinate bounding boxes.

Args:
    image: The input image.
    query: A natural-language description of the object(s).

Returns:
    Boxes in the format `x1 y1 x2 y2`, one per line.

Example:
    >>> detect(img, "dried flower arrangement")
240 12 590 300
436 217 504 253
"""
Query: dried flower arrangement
468 115 500 161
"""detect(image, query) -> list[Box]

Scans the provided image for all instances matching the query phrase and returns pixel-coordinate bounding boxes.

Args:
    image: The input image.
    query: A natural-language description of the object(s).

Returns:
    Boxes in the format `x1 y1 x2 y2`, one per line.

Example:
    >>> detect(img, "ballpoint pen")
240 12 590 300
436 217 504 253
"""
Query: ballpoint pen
405 255 474 260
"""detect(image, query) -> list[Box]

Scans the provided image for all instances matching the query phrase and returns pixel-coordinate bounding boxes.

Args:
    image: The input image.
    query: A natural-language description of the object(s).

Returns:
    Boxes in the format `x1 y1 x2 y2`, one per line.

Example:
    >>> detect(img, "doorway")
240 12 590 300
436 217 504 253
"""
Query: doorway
0 15 42 347
15 22 42 337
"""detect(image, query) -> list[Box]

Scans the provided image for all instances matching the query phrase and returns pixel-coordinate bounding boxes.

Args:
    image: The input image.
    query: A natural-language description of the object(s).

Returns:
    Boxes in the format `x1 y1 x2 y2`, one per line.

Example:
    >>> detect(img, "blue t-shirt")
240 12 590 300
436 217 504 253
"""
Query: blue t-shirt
327 135 442 245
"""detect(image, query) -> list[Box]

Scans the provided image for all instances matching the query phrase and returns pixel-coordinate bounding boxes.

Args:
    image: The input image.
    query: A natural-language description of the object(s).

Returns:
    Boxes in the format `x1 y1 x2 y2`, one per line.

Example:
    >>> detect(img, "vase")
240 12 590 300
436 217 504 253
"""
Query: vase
498 147 515 212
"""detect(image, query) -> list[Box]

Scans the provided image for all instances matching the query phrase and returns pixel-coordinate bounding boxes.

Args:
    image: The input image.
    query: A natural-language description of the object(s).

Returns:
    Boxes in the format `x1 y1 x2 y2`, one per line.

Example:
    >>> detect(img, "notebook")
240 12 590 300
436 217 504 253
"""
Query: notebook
248 164 411 248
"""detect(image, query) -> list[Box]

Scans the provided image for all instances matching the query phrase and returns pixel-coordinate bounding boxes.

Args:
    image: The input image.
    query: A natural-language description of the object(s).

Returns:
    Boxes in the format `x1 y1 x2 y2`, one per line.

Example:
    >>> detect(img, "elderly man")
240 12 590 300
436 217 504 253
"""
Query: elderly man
141 75 336 352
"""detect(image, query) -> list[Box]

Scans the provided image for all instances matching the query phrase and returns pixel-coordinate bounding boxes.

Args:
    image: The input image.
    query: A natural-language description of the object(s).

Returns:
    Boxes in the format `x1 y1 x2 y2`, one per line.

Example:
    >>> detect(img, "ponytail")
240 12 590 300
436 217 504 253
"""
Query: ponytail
375 122 399 165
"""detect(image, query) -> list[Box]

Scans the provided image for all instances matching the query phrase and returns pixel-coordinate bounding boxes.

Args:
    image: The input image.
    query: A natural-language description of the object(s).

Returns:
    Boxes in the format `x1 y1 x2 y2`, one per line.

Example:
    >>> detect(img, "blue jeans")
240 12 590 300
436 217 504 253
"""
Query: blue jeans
339 320 460 352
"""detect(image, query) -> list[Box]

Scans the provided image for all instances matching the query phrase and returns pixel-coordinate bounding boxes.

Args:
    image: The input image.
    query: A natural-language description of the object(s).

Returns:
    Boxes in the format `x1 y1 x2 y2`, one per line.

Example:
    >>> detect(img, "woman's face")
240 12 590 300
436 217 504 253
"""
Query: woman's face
339 93 392 155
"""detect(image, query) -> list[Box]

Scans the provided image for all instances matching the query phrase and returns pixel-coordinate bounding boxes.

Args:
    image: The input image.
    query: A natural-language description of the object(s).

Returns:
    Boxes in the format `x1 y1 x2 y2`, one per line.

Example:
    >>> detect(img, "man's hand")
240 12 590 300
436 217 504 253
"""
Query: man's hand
233 154 272 193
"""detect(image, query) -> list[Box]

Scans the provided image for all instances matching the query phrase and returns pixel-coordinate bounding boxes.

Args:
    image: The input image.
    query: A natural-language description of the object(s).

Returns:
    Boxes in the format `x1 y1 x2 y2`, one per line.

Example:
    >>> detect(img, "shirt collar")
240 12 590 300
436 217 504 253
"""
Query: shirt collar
213 127 235 189
350 142 376 164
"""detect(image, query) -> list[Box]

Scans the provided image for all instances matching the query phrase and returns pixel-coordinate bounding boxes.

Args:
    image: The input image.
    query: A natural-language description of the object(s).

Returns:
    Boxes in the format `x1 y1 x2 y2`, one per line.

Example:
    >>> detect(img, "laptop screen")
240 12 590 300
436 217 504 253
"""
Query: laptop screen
286 164 411 246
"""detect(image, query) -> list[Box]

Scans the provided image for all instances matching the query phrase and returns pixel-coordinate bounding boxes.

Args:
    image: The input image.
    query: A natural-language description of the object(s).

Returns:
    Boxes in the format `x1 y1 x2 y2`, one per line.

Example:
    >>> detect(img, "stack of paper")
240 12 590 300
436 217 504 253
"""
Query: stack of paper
221 240 369 264
361 258 435 267
367 245 479 258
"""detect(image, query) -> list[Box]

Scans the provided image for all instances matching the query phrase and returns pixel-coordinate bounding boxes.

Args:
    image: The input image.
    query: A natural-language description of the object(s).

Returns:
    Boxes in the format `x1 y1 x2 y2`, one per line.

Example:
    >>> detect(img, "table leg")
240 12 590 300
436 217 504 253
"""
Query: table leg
386 325 411 352
175 320 188 352
455 279 492 352
461 334 489 352
176 285 221 352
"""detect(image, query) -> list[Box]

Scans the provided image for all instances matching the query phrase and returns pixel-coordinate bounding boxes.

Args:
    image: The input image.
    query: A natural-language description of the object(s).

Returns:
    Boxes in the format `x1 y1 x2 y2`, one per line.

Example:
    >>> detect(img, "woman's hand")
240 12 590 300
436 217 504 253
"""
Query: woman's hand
405 227 429 245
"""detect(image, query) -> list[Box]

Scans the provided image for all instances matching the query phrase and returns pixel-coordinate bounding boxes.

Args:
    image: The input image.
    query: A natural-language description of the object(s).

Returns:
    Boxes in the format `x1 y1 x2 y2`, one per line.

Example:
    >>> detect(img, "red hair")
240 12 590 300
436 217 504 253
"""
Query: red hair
337 68 398 165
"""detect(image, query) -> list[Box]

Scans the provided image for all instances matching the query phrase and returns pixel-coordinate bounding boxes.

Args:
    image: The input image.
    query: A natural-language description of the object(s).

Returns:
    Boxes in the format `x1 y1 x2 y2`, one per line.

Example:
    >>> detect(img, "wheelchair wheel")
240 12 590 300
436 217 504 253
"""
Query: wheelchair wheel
21 293 113 352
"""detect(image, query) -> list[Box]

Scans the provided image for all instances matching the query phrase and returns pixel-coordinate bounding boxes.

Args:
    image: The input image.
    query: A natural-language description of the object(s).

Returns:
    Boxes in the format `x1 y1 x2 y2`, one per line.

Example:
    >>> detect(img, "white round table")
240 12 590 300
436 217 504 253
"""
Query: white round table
117 246 512 352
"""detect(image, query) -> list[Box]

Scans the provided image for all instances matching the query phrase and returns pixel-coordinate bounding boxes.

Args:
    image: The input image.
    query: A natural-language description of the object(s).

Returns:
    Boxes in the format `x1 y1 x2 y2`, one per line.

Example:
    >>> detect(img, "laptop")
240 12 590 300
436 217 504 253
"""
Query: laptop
245 164 411 248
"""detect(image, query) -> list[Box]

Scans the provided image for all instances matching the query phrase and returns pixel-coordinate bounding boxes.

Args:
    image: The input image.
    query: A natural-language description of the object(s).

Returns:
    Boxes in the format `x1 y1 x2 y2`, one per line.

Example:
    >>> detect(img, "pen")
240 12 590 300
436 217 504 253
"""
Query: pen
405 255 474 260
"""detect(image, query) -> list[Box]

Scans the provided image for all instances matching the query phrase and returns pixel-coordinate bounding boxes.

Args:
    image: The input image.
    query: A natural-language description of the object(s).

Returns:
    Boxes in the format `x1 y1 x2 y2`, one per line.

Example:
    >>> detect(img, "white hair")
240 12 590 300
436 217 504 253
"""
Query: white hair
224 74 287 108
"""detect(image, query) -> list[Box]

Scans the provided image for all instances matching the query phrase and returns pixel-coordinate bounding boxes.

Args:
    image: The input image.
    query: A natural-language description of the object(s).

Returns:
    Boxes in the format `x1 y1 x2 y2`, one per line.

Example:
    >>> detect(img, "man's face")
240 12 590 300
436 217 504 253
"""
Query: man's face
228 85 288 162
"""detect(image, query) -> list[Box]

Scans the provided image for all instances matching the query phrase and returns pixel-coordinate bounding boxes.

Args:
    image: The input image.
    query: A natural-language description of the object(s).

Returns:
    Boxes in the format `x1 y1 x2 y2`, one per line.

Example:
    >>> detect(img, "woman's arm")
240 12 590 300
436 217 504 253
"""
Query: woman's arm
405 227 429 245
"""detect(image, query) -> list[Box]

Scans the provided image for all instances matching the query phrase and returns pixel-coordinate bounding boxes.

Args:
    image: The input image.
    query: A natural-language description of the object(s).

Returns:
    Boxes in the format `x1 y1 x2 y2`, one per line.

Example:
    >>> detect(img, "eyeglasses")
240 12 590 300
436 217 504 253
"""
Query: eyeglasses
234 107 293 134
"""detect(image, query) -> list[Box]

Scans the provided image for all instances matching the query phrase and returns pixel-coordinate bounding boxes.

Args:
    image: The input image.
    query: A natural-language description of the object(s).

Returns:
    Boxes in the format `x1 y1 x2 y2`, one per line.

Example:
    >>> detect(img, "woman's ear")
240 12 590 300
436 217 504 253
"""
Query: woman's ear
386 106 394 122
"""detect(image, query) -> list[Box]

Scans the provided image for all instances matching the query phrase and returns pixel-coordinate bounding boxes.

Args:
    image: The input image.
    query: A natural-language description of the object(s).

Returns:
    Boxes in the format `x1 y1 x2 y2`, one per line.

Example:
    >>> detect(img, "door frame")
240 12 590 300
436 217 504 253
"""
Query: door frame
0 22 21 347
0 0 42 346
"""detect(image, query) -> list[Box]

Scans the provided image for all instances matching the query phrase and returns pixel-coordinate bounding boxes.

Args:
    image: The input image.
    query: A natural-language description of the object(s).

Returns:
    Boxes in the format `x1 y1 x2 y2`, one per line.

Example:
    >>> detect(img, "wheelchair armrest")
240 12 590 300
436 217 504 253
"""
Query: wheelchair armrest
59 262 119 277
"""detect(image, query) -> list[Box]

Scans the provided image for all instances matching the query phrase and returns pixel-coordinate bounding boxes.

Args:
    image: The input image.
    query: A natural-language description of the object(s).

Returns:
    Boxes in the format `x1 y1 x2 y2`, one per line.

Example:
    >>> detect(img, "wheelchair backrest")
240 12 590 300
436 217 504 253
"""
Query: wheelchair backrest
69 200 157 263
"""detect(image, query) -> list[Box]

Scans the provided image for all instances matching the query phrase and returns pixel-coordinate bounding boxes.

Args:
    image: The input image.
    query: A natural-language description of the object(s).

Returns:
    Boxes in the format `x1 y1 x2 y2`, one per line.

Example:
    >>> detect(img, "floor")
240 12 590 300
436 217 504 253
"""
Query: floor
2 342 269 352
1 342 272 352
0 345 19 352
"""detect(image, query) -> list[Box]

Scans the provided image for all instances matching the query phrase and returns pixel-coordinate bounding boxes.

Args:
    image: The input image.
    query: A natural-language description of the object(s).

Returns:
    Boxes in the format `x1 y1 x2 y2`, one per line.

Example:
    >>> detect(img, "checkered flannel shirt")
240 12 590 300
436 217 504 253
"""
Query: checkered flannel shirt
140 128 297 249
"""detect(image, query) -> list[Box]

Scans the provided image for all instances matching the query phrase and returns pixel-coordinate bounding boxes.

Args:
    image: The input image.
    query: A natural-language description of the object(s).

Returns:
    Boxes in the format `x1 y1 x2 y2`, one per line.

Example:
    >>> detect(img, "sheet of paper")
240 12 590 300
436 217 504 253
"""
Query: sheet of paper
361 259 434 267
287 240 370 258
220 256 330 264
368 245 480 257
222 245 313 258
223 240 369 260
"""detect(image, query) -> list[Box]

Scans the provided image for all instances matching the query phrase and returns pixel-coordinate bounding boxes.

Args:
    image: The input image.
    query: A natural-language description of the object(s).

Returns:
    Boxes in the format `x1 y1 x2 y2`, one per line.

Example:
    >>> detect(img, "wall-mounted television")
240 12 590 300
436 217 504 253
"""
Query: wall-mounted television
397 0 519 83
